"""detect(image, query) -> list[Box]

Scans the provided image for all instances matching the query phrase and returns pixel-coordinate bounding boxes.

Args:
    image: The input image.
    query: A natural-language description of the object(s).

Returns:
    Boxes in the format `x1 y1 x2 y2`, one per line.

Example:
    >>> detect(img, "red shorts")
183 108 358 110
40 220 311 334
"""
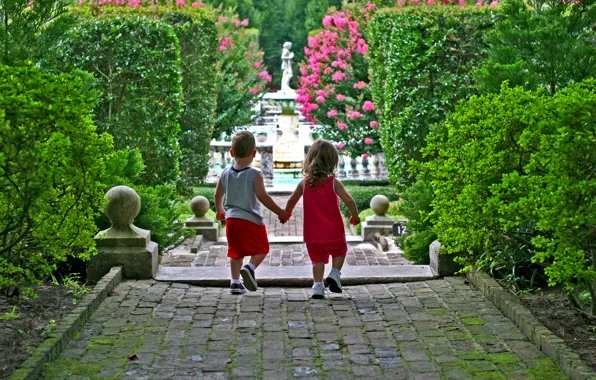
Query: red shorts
226 218 270 259
306 241 348 264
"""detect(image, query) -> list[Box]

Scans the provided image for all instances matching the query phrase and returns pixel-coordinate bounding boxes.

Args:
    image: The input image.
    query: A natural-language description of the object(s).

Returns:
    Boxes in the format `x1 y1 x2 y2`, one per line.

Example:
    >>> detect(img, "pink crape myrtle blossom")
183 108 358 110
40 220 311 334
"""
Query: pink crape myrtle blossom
337 120 348 130
336 94 346 101
316 96 326 103
241 19 249 27
362 153 369 159
367 2 377 10
327 110 338 118
362 101 374 112
353 81 367 89
364 138 373 145
337 143 345 150
347 111 362 120
370 120 379 128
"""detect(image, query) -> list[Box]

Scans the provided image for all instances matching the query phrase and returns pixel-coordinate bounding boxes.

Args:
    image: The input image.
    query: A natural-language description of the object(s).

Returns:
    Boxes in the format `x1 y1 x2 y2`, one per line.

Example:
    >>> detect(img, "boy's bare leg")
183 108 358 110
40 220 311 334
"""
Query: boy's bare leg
313 263 325 283
230 258 243 280
331 256 345 271
249 253 267 269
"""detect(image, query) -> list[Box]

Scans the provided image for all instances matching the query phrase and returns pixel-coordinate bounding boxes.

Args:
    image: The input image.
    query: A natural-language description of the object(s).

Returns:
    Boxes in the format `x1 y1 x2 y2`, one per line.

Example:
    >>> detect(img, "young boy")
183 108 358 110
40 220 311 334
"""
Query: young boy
215 130 290 294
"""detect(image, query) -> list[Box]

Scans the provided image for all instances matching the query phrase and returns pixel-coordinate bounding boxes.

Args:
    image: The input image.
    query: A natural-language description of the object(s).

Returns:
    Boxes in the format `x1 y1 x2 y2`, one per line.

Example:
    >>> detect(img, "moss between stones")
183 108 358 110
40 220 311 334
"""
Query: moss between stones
427 308 449 315
487 353 517 363
462 317 485 325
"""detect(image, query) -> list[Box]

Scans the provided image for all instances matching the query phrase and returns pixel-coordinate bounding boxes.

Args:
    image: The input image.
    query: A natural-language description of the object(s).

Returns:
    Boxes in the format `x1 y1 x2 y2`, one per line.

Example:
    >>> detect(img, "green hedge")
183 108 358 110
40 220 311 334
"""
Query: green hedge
79 6 218 187
424 80 596 300
60 13 182 186
369 6 497 189
341 186 399 218
0 65 113 295
356 201 404 235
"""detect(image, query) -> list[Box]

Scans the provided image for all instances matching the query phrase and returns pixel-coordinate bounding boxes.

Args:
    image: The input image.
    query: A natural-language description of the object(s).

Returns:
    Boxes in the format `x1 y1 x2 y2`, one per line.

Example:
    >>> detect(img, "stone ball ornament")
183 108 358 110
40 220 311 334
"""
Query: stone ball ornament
370 194 390 216
104 185 141 228
190 196 210 218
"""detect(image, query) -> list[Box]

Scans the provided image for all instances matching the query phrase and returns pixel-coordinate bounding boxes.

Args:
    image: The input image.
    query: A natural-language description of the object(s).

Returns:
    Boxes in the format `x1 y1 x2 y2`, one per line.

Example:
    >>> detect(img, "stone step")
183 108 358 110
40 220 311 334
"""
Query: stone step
154 265 436 286
216 236 364 244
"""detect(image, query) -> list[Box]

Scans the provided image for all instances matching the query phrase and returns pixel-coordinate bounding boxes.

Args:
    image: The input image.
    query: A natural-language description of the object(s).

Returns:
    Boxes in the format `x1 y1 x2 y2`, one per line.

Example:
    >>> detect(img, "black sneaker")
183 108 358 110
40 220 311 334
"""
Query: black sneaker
240 265 257 291
230 282 246 295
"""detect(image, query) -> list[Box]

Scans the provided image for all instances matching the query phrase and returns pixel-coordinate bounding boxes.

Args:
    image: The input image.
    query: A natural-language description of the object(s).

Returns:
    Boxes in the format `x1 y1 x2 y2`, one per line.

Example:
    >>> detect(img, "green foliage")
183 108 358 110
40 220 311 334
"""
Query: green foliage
0 65 113 296
369 6 497 189
60 13 183 186
340 179 390 187
0 0 74 68
51 273 90 304
99 150 193 252
424 81 596 309
475 0 596 95
355 201 403 235
0 306 20 321
341 186 398 218
395 180 436 265
304 0 341 32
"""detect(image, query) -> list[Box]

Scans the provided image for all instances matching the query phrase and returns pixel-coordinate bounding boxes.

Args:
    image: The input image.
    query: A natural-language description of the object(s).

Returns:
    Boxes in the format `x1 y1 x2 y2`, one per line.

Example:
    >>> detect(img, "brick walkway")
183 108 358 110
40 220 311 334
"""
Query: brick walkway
42 277 565 379
161 241 410 268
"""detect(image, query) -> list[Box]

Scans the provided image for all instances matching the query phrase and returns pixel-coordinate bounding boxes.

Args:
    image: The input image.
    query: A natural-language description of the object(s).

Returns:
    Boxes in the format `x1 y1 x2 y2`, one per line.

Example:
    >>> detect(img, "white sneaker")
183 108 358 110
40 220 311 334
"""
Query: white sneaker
325 269 342 293
311 283 325 299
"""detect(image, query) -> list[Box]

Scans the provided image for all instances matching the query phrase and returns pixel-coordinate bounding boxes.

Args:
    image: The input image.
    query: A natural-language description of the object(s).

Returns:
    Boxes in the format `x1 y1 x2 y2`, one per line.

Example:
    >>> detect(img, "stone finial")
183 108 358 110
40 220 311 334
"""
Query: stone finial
190 196 210 218
370 194 390 216
102 185 147 239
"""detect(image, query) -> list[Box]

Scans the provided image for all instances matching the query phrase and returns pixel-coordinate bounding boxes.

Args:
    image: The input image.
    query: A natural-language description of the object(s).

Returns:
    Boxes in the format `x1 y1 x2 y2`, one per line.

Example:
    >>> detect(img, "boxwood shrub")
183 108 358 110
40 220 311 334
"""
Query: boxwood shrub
0 65 113 295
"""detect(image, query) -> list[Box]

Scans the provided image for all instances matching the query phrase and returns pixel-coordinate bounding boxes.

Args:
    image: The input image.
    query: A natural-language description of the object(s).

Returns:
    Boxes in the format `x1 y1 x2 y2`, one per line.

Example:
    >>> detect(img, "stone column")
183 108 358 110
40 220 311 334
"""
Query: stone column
186 196 218 243
362 155 371 178
361 194 394 241
371 153 379 178
349 157 359 178
257 145 274 187
208 148 217 179
88 186 158 282
338 155 347 178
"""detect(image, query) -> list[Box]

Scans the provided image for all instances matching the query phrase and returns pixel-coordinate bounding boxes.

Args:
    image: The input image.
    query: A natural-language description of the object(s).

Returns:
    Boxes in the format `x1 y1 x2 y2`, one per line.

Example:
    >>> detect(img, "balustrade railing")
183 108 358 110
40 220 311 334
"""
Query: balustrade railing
207 142 388 186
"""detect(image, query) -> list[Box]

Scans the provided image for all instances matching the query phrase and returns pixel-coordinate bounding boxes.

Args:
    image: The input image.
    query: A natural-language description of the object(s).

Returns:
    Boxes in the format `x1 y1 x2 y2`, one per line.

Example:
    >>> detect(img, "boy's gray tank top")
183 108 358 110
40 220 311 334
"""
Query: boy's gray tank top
221 167 264 225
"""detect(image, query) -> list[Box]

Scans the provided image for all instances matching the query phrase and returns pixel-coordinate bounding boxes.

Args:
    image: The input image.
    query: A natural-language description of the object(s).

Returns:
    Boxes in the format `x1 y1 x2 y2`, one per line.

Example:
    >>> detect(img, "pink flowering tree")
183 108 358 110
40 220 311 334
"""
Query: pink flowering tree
297 4 381 158
213 8 271 137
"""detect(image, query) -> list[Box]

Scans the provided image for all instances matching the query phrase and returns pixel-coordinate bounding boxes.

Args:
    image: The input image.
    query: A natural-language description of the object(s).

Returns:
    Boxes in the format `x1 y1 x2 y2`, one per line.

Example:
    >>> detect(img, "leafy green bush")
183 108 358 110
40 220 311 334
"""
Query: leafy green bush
475 0 596 95
341 186 399 217
369 6 497 189
99 150 193 252
340 179 390 187
355 201 404 235
73 6 219 187
60 13 183 186
395 180 436 265
424 81 596 310
0 0 74 68
192 187 218 212
0 65 113 296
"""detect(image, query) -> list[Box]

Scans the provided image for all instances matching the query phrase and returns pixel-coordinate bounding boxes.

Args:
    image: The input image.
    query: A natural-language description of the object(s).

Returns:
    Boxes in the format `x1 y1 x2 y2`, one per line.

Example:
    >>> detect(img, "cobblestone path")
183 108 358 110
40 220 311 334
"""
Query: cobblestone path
161 241 410 268
42 277 565 379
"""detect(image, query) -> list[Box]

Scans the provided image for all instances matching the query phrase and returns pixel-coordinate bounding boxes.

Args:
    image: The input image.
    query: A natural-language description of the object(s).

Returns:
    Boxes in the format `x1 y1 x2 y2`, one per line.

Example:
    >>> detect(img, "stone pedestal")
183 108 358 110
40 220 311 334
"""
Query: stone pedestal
361 195 394 241
429 240 461 277
186 196 218 241
88 186 158 283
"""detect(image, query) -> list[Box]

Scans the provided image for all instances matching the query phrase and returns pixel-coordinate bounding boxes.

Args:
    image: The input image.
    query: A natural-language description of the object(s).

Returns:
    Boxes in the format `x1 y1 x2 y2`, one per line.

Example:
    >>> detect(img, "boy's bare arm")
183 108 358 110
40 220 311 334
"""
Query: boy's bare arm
334 178 360 224
254 173 290 220
285 180 304 213
214 178 226 220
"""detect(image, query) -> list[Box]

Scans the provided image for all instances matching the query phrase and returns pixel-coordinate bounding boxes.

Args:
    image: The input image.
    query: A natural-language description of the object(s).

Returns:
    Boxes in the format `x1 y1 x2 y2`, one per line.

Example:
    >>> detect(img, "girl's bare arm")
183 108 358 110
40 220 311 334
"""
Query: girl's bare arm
285 180 304 213
334 178 360 224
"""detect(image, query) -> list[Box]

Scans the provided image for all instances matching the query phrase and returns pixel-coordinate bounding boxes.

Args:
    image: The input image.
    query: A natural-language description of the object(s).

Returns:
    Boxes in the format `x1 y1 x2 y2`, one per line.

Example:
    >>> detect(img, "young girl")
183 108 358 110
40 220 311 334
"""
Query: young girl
284 139 360 299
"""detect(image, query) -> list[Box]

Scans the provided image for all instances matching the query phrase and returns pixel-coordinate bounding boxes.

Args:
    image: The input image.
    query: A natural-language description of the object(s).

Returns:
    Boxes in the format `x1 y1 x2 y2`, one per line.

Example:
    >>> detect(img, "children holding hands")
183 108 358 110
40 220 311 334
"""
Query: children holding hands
215 132 359 299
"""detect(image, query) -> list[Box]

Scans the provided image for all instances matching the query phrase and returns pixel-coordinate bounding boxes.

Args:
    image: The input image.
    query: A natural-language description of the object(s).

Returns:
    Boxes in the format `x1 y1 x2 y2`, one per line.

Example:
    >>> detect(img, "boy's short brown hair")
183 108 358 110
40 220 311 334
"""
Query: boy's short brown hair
231 130 256 158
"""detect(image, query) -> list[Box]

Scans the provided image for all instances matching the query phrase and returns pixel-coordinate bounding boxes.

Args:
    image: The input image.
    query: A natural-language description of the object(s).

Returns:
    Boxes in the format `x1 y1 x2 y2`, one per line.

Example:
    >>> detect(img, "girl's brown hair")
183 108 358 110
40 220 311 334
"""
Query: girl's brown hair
303 139 338 187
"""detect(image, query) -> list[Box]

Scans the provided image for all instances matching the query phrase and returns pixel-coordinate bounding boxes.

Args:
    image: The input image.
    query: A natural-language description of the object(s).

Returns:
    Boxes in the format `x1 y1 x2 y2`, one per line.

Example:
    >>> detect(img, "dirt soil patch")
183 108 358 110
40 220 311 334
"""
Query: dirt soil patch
0 285 78 379
518 287 596 371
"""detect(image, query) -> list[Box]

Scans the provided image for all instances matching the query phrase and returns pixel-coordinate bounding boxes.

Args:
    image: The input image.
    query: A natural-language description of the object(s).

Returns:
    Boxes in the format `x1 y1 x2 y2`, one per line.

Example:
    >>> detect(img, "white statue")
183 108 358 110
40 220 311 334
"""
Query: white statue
280 42 295 94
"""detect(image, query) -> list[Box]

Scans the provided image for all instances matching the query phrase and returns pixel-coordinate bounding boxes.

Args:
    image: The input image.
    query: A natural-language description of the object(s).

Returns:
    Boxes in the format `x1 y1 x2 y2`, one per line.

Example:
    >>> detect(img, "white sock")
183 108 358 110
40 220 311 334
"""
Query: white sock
314 282 324 287
247 263 256 271
231 279 242 285
330 268 341 275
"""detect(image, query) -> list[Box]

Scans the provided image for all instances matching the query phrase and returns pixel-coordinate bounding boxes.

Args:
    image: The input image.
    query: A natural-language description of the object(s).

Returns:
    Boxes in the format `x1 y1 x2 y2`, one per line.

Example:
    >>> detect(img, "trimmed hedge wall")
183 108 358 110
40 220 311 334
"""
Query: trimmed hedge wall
61 14 182 186
369 7 497 189
69 6 218 187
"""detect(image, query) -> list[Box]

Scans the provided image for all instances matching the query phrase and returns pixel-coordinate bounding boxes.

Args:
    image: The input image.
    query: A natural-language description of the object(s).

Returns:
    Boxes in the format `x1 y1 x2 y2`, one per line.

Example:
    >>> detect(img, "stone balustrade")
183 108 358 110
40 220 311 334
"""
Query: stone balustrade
208 141 388 185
